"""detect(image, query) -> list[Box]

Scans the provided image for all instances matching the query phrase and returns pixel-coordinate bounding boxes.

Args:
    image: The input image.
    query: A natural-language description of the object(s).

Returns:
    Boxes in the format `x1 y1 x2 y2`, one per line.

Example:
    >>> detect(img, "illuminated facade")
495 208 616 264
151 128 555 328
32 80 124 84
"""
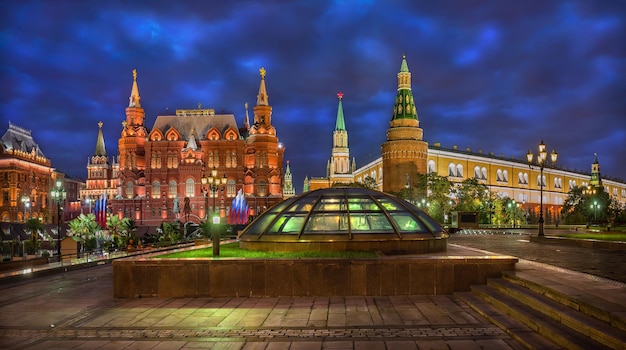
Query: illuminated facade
305 55 626 219
381 55 428 193
79 121 119 214
0 123 56 223
303 93 356 192
105 68 286 225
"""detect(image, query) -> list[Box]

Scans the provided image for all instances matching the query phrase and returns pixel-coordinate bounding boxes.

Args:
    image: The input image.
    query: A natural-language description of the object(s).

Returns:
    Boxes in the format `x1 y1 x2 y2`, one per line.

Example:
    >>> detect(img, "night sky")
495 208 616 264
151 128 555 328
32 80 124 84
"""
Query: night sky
2 1 625 191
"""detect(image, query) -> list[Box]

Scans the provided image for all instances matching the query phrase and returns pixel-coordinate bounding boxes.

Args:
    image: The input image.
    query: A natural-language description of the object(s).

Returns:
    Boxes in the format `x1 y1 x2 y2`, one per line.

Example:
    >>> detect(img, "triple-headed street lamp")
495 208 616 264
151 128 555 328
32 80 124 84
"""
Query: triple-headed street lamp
590 201 600 223
527 140 557 237
507 200 521 228
21 195 30 222
50 179 66 260
201 167 227 256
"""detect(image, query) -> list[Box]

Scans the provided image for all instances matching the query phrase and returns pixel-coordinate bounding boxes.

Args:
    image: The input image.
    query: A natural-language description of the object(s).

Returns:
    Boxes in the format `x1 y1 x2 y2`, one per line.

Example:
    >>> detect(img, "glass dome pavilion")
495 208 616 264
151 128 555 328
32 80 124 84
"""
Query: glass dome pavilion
239 187 448 254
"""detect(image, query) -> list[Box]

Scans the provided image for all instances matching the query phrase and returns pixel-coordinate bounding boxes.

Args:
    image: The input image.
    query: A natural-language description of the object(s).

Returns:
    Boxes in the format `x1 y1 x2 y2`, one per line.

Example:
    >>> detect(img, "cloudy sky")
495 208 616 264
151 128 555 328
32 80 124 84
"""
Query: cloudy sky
2 0 625 191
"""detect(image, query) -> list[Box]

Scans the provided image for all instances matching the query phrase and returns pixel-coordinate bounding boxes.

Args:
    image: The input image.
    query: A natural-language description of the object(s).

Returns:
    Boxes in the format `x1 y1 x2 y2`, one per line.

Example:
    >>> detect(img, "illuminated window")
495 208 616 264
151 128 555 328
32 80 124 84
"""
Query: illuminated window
125 182 133 199
152 181 160 198
169 180 177 198
227 179 236 197
185 178 195 197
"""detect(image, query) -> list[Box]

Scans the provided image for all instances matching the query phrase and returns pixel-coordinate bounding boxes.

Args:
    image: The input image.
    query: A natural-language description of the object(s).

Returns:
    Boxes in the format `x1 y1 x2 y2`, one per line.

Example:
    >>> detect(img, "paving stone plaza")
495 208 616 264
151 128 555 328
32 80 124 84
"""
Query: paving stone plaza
0 230 624 349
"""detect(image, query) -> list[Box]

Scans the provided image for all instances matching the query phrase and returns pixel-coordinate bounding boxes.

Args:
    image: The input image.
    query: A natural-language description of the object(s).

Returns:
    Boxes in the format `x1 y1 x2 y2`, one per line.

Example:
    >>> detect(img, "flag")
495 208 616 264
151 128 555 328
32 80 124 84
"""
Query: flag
93 194 108 229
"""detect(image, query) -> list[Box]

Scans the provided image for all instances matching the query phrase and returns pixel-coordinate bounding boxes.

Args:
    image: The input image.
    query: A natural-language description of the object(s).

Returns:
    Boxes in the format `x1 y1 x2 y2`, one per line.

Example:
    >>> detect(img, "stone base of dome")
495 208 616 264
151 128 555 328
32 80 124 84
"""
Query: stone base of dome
239 236 448 254
113 245 518 298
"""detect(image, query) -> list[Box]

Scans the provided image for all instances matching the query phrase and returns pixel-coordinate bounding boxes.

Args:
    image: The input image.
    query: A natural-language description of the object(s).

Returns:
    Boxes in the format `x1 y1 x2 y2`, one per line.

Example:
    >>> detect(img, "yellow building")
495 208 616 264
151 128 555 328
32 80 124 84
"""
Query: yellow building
305 55 626 219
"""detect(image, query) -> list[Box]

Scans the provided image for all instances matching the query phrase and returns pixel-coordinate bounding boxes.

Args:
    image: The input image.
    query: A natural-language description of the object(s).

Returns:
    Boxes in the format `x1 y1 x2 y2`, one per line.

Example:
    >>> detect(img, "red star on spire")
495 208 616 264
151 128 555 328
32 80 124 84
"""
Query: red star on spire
337 92 344 100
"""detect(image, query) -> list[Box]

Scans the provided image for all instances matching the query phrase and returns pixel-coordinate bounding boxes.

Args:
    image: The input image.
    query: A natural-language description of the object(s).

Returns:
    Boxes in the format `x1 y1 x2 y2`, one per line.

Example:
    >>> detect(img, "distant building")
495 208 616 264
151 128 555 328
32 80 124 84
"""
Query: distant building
0 122 57 223
304 92 356 191
283 161 295 198
79 121 120 216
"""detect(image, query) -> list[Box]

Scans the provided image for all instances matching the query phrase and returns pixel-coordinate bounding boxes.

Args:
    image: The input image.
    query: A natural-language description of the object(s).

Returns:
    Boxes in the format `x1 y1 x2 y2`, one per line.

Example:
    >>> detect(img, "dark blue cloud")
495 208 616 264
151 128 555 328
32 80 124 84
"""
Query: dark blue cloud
2 0 625 188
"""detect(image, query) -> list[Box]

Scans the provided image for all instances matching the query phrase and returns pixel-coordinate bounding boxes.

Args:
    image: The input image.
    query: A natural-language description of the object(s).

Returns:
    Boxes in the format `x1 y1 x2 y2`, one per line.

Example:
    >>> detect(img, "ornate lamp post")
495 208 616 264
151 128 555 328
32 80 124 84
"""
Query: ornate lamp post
50 179 66 260
527 141 557 237
21 195 30 222
590 201 600 223
201 167 227 256
507 200 517 228
85 197 92 215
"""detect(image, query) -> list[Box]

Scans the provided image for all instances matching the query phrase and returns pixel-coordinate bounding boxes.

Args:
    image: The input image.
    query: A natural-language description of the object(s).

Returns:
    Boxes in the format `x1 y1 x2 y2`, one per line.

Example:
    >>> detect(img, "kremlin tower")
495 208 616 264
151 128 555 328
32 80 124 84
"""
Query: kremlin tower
328 92 355 184
381 55 428 193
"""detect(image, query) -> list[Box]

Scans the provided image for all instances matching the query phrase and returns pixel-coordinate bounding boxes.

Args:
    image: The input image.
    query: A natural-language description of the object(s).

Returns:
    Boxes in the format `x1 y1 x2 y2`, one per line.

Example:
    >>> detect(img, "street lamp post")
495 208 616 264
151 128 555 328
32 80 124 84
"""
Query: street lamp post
50 179 66 260
590 201 600 223
508 200 517 228
201 167 227 256
21 195 30 222
527 141 557 237
85 197 92 215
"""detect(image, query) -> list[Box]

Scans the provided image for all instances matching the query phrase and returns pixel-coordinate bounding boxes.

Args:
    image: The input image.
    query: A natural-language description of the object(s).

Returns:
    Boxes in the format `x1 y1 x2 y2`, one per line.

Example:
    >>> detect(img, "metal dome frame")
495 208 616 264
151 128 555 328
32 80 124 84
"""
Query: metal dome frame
239 187 448 254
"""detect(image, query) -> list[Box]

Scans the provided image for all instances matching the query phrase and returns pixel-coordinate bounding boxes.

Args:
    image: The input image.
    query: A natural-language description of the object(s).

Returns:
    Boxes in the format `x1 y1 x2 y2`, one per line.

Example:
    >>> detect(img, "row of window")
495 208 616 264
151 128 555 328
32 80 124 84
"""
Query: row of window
356 170 379 184
443 162 564 189
124 179 269 199
497 192 566 205
151 128 239 142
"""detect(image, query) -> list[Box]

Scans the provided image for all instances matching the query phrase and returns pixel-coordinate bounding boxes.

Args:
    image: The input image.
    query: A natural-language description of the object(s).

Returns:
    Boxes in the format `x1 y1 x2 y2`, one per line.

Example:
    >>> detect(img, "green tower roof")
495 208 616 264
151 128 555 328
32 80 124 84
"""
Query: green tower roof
335 92 346 131
391 55 418 121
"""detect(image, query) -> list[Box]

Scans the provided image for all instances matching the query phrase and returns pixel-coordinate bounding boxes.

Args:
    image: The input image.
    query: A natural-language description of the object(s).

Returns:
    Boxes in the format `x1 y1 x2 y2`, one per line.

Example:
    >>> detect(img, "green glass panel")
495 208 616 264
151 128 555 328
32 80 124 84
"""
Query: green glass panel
347 197 378 211
247 213 277 234
304 213 348 232
350 213 394 232
313 198 346 212
286 196 318 212
267 214 305 234
391 214 427 232
376 198 401 211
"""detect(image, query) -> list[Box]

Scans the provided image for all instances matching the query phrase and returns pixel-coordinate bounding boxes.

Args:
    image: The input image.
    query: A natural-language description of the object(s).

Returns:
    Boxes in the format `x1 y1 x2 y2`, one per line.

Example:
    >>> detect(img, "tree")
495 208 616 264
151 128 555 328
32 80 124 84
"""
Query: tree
106 215 136 248
158 222 180 245
358 176 377 190
394 173 454 223
24 218 44 254
67 213 100 253
453 178 491 212
561 186 614 225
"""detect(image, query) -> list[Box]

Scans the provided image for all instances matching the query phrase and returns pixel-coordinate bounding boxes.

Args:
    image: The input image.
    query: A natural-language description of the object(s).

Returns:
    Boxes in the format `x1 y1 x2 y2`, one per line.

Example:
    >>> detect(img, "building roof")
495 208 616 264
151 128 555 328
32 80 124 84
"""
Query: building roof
0 122 46 158
151 113 241 140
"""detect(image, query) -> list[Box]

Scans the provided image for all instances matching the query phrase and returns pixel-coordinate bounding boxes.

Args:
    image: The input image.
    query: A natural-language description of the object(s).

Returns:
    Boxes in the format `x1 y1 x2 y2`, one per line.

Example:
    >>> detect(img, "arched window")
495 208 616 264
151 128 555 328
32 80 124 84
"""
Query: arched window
456 164 463 177
185 178 195 197
227 179 236 197
496 169 503 182
474 166 481 179
169 180 177 198
152 181 160 198
503 170 508 182
523 173 529 185
481 167 487 180
257 180 267 197
427 160 436 174
448 163 456 177
125 181 133 199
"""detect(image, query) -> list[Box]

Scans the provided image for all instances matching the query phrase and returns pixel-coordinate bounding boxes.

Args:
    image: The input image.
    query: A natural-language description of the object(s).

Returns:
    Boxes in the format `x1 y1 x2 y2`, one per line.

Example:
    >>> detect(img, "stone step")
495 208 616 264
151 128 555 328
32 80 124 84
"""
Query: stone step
470 283 612 350
502 270 626 332
456 291 561 350
488 278 626 350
